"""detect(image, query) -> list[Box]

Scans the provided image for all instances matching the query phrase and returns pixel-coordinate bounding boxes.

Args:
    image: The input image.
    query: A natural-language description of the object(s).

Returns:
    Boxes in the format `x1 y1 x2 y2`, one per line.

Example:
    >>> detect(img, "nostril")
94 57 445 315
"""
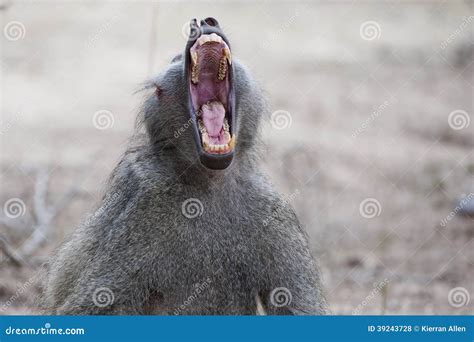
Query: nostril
201 17 219 27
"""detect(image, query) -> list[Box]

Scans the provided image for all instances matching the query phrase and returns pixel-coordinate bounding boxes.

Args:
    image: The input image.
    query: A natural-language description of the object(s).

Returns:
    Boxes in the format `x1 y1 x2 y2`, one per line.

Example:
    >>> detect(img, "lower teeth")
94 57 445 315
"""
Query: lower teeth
198 118 232 153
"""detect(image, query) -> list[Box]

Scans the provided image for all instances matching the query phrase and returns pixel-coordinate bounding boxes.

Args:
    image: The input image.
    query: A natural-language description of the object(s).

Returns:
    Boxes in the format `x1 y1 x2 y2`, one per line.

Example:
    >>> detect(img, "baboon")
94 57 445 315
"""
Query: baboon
42 18 327 315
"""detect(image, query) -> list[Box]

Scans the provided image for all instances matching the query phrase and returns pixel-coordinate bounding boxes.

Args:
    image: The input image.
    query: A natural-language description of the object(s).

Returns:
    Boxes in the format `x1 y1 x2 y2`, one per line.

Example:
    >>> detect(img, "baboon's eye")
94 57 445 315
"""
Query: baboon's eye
155 84 162 97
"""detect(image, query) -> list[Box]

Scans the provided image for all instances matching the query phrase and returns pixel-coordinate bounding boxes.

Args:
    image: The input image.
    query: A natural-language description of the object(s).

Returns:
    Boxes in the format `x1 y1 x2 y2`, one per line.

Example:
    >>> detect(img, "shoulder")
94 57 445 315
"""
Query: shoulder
241 171 304 233
109 140 171 194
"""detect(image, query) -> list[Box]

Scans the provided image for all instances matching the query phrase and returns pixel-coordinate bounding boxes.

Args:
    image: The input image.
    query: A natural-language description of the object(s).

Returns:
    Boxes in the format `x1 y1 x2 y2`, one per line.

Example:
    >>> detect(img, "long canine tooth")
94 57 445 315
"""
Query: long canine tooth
223 47 232 65
202 132 209 147
229 135 236 149
191 51 198 65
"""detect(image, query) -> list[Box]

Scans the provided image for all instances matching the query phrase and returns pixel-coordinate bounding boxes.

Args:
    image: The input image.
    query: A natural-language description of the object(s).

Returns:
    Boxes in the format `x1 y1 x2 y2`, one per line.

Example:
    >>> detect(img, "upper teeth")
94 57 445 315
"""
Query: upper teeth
223 47 232 65
190 34 232 85
197 33 223 46
191 51 198 65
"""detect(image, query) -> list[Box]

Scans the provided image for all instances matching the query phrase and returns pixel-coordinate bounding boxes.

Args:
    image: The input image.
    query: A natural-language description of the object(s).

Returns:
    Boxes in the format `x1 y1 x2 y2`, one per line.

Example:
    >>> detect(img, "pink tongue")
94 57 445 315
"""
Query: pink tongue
201 101 225 144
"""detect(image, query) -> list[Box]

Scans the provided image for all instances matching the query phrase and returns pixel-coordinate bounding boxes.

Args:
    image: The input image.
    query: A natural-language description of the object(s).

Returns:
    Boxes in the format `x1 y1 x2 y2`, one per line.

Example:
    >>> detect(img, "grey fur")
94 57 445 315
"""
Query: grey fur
41 55 327 315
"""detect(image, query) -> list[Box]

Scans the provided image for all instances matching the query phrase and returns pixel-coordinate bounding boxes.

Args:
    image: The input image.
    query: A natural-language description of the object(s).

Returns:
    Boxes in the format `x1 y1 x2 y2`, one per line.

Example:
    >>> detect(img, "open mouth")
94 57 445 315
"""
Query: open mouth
186 19 235 170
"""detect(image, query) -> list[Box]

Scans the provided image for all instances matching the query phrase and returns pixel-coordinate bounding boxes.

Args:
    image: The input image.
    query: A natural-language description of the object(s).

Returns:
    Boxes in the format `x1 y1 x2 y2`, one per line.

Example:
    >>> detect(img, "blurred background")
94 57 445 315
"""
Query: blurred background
0 0 473 315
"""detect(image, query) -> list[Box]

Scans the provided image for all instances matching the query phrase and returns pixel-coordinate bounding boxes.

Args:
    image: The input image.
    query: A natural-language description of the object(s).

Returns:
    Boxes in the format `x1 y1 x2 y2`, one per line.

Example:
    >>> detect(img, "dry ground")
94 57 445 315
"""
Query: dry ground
1 1 473 315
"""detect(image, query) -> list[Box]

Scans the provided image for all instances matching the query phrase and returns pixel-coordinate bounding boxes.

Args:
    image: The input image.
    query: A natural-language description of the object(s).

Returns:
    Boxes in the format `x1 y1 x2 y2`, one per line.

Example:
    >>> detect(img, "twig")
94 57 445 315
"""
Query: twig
20 169 53 256
0 166 80 259
0 233 26 267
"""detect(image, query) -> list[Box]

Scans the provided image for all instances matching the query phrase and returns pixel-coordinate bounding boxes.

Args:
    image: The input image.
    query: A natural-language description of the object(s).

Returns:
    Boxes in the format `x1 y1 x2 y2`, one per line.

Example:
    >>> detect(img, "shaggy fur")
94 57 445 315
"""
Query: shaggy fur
41 54 327 315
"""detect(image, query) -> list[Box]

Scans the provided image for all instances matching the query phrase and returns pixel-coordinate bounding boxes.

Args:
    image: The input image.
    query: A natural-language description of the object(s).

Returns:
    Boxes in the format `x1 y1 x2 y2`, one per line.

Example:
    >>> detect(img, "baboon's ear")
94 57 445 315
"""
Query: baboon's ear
201 17 220 28
189 18 199 39
170 54 182 63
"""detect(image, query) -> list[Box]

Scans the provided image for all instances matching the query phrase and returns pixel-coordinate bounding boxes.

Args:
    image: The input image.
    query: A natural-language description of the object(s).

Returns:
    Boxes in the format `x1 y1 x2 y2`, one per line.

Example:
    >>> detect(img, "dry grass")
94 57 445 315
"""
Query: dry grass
1 1 473 314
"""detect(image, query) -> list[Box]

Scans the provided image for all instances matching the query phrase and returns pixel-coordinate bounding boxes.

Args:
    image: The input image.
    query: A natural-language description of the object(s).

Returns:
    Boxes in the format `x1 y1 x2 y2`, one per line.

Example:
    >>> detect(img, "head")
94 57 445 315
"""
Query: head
141 17 266 171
